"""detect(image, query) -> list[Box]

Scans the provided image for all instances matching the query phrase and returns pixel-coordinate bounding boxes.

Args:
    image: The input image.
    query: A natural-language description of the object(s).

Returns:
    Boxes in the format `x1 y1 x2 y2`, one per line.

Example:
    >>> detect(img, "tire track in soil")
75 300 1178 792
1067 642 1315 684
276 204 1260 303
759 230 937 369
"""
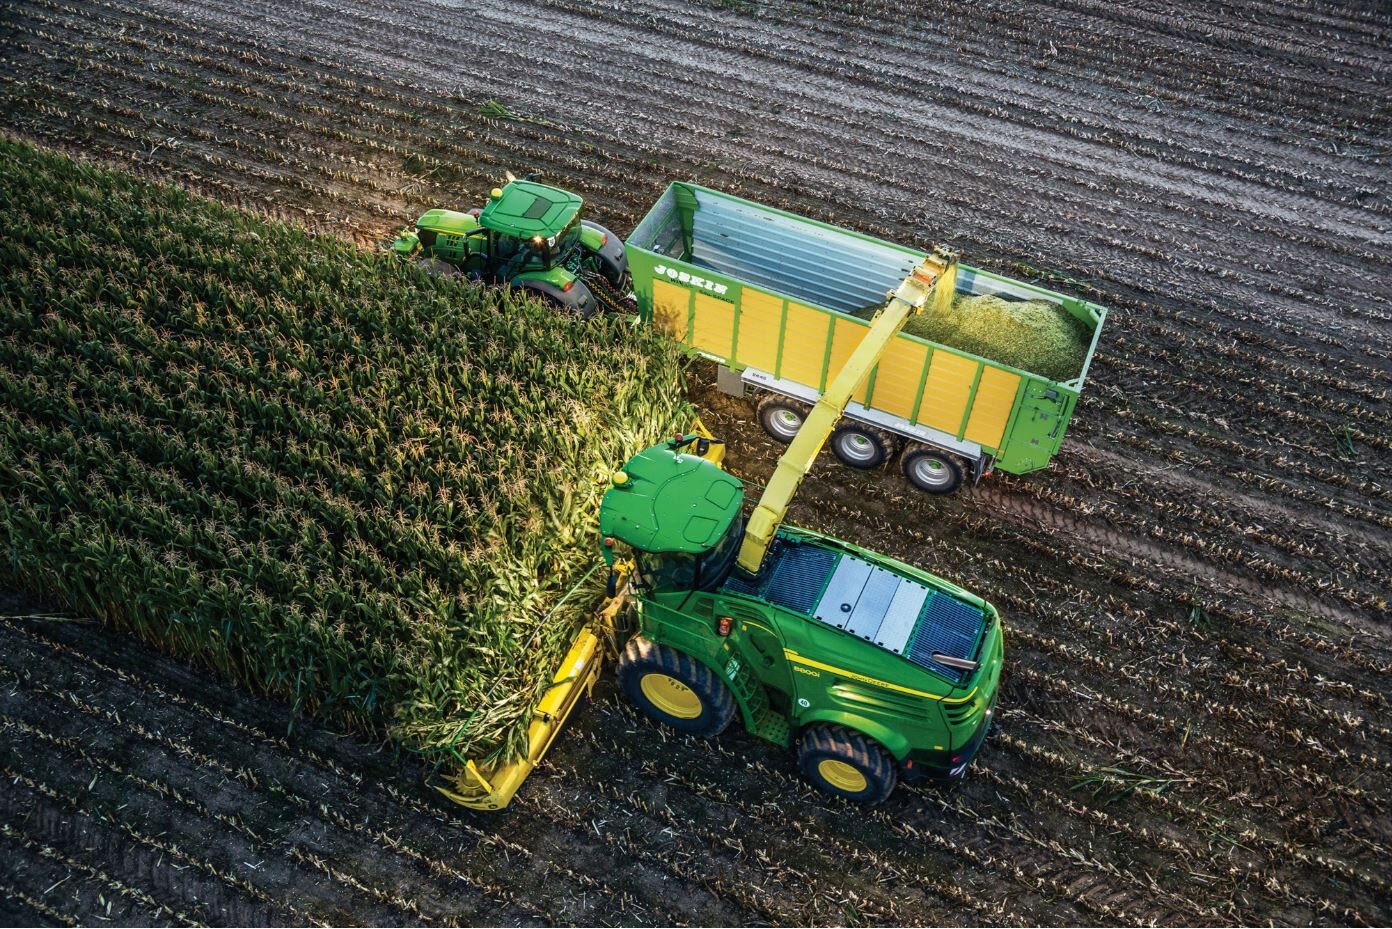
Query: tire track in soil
0 622 703 928
10 3 1392 540
129 0 1392 346
5 0 1386 373
29 0 1380 359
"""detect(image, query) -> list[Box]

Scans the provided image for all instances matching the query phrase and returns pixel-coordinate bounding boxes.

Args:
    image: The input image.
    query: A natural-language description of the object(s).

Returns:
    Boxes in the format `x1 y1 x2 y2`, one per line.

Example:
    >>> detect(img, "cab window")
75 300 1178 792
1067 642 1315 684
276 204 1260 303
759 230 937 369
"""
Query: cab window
635 551 696 591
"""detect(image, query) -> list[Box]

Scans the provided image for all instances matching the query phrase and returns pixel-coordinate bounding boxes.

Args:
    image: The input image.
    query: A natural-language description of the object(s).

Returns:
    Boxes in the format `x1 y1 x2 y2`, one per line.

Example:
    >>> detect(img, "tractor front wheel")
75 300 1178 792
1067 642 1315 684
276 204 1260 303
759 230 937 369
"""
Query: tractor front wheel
798 725 897 804
617 637 735 738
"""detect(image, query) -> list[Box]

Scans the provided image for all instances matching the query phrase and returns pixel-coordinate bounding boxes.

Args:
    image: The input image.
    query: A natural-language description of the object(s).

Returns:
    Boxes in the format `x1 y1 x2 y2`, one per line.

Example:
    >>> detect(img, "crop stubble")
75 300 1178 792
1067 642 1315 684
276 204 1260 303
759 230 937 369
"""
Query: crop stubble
0 0 1389 925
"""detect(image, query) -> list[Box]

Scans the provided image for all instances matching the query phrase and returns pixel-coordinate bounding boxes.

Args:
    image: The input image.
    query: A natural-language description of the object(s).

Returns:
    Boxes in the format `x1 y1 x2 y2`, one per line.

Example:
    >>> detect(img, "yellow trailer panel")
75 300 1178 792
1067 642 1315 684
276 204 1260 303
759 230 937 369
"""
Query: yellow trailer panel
917 351 977 436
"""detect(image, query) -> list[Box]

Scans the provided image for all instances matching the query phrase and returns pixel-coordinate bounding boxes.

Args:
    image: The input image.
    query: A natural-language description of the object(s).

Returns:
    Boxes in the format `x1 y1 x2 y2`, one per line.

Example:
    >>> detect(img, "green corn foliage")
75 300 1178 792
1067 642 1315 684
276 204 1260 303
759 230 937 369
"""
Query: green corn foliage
0 140 690 764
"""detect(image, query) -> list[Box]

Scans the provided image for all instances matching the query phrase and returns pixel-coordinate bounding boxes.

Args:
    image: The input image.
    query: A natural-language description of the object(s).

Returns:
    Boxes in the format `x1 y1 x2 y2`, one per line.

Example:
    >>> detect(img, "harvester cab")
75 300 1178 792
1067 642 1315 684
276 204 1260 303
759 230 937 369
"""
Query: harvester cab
391 176 629 317
597 251 1004 804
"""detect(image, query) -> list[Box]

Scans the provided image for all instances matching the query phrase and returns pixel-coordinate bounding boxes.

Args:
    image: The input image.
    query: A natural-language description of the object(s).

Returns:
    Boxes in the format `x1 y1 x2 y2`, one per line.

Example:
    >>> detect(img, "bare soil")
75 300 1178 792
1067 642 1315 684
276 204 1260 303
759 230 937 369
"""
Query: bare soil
1 0 1389 924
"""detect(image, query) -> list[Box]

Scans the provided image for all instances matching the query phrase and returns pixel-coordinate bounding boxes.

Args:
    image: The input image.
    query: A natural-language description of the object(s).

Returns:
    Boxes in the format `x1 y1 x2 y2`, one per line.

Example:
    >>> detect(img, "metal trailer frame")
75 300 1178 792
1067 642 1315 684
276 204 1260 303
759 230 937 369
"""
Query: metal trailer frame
625 182 1108 483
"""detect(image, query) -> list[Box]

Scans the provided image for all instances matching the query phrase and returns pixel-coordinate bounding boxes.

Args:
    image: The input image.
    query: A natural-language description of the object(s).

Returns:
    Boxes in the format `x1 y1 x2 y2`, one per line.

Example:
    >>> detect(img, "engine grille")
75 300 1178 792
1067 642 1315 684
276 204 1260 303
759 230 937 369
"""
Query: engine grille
906 593 986 684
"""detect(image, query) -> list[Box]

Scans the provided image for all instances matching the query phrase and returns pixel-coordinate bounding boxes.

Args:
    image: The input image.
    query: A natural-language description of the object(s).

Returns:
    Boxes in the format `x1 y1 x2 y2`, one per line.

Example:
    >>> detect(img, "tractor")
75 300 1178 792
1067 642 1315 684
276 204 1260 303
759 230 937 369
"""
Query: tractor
391 174 628 316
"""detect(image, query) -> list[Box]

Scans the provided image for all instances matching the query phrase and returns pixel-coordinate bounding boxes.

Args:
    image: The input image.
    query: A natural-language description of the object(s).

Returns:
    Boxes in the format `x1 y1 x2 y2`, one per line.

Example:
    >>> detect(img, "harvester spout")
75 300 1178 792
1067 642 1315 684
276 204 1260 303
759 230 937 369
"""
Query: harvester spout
735 249 958 577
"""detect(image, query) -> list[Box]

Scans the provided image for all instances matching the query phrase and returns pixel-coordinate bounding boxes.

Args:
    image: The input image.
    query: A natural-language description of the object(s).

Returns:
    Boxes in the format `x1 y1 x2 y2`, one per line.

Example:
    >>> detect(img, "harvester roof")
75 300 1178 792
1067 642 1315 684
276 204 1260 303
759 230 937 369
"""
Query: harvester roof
600 442 744 555
480 180 582 239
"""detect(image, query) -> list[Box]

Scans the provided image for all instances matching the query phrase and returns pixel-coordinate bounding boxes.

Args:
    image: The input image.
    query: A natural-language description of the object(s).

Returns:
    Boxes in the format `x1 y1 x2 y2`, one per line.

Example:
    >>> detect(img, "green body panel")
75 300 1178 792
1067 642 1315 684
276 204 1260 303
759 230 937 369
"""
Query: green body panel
600 442 1001 774
631 524 1003 774
480 180 582 239
625 182 1108 475
600 442 745 555
420 207 483 237
411 208 486 268
513 265 580 289
578 224 606 251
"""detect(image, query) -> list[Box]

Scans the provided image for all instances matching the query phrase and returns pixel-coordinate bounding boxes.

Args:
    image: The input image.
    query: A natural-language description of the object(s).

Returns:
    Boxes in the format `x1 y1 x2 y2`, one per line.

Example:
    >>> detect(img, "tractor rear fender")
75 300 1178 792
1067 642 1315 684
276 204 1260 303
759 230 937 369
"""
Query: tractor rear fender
515 275 598 318
793 710 910 760
581 220 629 280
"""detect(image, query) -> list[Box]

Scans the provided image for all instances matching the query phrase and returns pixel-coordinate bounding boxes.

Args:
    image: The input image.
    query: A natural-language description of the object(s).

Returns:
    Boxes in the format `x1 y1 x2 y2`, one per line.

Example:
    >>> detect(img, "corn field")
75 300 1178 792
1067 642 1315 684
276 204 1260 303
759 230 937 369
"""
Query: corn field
0 0 1389 924
0 139 689 763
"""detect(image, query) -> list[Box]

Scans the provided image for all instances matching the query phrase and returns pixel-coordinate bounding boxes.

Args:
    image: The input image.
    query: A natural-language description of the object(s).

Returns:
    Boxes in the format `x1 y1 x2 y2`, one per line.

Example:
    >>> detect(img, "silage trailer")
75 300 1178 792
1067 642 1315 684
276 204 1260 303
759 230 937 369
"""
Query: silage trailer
623 182 1108 494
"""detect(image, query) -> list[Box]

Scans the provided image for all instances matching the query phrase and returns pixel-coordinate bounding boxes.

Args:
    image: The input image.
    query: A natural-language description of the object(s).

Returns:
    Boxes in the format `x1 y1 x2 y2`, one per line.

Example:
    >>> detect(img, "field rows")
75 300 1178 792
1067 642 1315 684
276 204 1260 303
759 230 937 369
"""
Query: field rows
1 0 1389 924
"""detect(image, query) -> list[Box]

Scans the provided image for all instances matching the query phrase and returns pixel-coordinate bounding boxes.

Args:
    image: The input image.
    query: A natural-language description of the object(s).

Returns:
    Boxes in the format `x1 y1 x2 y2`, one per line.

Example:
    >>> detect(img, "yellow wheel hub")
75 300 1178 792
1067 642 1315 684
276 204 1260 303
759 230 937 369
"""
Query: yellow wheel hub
640 673 703 720
818 758 869 793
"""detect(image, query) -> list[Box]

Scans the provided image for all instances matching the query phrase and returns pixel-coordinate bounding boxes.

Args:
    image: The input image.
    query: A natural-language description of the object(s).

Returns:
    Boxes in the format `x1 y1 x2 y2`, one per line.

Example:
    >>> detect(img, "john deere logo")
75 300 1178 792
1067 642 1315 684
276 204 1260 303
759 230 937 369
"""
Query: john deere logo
654 263 729 296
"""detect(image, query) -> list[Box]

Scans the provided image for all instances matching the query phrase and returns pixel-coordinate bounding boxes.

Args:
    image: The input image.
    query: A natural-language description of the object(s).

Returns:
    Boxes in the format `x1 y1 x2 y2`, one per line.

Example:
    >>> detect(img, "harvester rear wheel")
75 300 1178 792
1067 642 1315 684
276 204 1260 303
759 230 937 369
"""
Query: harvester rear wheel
829 422 898 470
756 395 811 444
798 725 897 804
618 637 735 738
900 443 964 495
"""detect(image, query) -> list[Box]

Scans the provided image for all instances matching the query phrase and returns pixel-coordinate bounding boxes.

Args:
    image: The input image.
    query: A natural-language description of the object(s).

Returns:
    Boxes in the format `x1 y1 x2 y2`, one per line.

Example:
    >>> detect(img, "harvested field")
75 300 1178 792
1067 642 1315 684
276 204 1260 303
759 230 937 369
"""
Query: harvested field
1 0 1390 925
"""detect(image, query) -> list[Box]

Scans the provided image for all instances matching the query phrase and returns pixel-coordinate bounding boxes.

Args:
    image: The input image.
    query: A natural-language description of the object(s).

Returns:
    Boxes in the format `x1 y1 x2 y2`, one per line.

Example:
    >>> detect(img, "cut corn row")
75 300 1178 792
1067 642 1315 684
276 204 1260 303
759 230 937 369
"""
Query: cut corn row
0 139 689 765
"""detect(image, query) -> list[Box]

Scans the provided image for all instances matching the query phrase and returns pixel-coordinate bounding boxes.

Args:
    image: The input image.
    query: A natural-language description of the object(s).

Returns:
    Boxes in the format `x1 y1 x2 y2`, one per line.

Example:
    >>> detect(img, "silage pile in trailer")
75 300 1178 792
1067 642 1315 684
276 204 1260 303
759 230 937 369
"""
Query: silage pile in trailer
0 140 689 764
904 294 1090 382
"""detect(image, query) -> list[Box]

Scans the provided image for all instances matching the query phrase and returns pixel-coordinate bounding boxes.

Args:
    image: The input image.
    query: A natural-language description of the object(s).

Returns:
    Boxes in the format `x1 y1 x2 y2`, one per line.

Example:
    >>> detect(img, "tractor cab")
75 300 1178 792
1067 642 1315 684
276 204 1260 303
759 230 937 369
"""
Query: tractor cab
599 434 746 596
477 180 584 275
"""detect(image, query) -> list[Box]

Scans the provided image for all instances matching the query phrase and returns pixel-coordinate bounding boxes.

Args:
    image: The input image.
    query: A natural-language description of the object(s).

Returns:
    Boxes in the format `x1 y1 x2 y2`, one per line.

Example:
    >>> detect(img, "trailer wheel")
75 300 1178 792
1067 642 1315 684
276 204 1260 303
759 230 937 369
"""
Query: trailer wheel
829 423 898 470
617 637 735 738
798 725 897 804
756 395 811 443
901 443 963 495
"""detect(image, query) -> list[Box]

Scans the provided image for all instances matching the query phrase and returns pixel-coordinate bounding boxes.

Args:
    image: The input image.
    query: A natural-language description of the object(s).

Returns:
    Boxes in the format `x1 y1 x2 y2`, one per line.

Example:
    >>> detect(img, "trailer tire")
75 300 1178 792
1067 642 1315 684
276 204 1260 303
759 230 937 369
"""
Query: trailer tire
756 395 811 444
798 725 897 804
829 423 898 470
901 443 964 495
617 637 735 738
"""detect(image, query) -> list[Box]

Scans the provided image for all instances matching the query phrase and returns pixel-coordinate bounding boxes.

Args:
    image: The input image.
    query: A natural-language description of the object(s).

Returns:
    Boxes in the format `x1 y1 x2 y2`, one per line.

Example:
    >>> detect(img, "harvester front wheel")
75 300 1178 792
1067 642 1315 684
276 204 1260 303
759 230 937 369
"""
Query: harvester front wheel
618 637 735 738
798 725 897 804
830 423 898 470
756 395 811 444
901 443 963 495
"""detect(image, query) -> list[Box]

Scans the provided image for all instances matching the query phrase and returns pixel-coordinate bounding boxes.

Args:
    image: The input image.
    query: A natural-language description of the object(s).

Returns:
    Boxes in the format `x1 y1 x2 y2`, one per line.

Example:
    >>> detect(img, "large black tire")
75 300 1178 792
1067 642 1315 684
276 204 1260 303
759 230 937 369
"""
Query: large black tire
829 422 898 470
617 637 736 738
798 725 898 804
756 394 811 444
900 442 964 495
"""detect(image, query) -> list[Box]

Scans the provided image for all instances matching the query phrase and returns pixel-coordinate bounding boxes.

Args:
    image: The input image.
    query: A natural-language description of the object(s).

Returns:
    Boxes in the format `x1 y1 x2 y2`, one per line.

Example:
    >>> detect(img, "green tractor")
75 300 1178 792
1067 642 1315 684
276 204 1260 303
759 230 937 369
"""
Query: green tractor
392 174 629 316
